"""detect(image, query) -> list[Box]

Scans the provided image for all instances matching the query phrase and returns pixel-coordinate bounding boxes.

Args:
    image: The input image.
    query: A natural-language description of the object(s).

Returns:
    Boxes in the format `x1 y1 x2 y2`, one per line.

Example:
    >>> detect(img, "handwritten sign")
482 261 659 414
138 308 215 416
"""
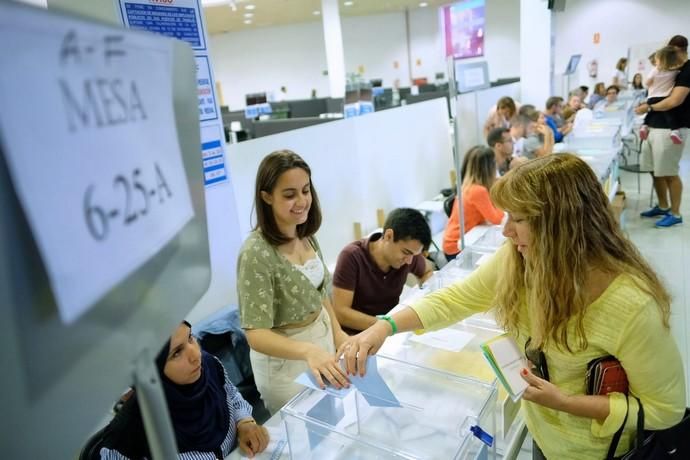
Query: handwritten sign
0 7 194 323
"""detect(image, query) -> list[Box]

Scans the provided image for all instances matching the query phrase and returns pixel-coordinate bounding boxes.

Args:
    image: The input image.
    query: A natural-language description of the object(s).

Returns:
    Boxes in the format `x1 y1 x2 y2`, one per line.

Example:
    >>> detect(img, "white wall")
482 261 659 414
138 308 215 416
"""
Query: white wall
209 21 331 111
209 1 520 110
225 99 454 265
553 0 690 92
342 12 411 89
520 0 553 108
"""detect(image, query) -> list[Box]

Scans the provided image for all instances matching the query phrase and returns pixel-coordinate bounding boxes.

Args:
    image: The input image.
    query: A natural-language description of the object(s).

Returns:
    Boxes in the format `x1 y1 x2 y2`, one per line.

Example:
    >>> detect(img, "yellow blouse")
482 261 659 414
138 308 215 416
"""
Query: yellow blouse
408 243 686 459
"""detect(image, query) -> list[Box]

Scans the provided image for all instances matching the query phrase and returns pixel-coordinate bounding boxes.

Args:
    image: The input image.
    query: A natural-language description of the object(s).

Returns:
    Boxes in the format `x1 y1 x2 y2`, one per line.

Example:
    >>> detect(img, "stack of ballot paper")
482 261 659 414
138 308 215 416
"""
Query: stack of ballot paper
480 334 529 401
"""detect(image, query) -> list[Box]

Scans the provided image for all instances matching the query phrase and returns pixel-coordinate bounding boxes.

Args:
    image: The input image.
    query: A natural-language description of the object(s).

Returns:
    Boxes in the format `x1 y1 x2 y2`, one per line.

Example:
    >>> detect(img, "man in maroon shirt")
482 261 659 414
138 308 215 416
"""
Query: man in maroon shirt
332 208 434 334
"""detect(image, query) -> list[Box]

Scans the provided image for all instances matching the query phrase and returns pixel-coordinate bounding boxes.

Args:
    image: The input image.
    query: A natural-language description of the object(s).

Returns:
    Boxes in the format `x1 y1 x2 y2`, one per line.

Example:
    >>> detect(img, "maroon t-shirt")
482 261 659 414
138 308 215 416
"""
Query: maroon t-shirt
332 233 426 318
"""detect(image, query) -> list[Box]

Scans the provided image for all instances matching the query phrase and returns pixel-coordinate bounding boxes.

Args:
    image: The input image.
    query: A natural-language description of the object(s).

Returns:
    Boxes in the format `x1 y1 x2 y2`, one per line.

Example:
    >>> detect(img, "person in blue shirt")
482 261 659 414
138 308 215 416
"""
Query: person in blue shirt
543 96 573 142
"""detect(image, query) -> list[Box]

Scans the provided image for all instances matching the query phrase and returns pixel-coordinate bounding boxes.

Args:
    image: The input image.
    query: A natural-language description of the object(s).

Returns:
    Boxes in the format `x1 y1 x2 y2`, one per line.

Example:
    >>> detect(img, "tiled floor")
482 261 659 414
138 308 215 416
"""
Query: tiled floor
515 144 690 460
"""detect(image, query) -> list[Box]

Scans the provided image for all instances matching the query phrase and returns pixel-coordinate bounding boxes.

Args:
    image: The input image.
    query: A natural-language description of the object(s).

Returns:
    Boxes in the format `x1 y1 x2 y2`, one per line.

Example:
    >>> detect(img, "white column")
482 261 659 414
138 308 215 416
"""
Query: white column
321 0 346 98
520 0 553 107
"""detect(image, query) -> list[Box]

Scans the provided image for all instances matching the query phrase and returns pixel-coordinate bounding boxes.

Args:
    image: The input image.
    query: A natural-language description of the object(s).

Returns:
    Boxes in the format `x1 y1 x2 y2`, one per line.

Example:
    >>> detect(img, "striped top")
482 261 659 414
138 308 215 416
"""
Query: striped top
408 243 686 459
99 357 253 460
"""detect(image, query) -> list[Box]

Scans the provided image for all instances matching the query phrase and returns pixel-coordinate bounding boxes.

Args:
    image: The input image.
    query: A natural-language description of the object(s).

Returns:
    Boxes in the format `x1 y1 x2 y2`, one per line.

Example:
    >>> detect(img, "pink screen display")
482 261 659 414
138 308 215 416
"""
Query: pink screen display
442 0 485 59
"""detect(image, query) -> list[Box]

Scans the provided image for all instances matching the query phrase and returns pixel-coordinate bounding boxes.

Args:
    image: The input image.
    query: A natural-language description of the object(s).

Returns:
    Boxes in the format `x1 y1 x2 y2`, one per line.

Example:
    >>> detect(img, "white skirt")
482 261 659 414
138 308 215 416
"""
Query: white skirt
249 308 335 414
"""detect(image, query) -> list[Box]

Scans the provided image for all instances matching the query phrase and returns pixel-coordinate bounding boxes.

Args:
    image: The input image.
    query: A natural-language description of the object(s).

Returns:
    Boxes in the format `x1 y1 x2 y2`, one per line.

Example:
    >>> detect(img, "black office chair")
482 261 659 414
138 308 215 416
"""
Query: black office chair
79 425 111 460
443 193 456 218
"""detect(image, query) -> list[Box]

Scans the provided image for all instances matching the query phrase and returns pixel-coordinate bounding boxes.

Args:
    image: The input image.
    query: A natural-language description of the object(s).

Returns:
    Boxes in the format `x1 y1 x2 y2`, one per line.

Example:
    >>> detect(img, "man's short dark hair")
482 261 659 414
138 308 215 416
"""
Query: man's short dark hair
518 104 536 116
487 127 509 148
383 208 431 250
579 85 589 93
668 35 688 53
545 96 563 110
606 85 620 95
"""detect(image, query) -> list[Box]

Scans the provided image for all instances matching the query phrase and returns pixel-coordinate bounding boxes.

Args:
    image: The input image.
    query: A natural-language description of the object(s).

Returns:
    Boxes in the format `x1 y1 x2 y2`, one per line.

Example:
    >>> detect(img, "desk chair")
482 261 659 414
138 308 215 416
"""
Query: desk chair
79 425 111 460
619 131 654 207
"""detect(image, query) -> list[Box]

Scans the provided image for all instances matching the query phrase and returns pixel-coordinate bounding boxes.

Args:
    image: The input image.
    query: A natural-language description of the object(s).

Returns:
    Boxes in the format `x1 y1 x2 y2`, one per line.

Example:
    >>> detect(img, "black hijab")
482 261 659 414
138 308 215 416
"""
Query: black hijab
100 322 230 458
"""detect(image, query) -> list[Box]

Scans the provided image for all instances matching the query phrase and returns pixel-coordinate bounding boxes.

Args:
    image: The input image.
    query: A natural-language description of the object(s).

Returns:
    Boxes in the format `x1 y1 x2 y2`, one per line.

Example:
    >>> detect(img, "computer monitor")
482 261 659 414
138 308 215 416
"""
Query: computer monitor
419 83 438 94
345 86 360 104
564 54 582 75
0 3 212 457
399 87 412 100
245 92 267 106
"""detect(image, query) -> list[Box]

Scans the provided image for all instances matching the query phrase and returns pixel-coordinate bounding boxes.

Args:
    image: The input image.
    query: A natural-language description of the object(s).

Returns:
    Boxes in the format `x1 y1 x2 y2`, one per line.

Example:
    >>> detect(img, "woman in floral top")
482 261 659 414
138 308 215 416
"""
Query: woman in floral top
237 150 350 414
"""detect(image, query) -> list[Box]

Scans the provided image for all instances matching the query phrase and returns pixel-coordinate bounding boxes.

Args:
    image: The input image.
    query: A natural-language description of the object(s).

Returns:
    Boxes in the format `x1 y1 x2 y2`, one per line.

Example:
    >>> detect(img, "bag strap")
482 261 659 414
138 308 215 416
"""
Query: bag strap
606 397 630 460
606 396 647 460
634 397 645 453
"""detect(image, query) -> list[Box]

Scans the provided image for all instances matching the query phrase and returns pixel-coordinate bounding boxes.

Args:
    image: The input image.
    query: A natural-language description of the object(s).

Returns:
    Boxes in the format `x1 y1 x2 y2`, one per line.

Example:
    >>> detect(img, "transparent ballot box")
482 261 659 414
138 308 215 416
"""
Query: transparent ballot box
280 356 497 460
565 124 621 150
464 225 506 253
379 317 503 385
568 147 618 183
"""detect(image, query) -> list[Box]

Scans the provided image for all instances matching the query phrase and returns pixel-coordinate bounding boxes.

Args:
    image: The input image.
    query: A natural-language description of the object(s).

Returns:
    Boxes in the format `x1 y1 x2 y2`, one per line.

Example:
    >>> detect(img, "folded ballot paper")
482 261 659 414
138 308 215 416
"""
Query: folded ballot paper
295 355 401 407
480 334 529 401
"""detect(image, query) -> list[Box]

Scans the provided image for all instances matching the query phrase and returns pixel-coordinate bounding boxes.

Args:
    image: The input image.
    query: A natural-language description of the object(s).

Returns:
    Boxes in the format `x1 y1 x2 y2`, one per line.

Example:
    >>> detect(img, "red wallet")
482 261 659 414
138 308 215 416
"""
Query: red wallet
585 356 629 396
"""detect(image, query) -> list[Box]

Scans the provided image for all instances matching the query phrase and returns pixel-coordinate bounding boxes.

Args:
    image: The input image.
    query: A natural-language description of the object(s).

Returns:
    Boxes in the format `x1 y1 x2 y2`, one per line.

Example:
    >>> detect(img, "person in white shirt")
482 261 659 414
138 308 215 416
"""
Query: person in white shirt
612 57 628 90
640 46 685 144
509 114 532 158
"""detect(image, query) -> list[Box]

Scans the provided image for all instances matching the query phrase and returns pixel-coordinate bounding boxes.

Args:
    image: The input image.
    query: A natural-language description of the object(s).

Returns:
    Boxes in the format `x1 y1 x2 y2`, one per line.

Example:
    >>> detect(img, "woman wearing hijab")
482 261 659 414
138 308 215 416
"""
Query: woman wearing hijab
98 321 269 459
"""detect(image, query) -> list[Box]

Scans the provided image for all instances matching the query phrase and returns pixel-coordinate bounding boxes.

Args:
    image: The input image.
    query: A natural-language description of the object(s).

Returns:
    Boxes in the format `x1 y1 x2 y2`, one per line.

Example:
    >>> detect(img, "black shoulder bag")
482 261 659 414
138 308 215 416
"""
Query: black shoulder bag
606 397 690 459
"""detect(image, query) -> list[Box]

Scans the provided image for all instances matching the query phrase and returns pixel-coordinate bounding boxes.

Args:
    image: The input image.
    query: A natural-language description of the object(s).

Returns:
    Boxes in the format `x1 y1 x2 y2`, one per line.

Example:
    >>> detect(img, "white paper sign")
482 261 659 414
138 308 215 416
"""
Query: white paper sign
463 67 486 88
0 6 194 324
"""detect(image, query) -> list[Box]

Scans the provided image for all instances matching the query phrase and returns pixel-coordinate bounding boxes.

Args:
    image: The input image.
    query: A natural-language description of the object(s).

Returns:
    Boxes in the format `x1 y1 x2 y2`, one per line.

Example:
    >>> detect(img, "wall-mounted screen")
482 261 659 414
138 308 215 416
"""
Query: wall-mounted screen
455 60 490 93
441 0 486 60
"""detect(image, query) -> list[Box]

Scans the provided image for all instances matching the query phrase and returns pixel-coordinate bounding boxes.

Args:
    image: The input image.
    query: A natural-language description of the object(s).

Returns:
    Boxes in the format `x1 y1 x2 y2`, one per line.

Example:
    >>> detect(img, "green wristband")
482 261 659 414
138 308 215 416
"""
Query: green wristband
376 315 398 335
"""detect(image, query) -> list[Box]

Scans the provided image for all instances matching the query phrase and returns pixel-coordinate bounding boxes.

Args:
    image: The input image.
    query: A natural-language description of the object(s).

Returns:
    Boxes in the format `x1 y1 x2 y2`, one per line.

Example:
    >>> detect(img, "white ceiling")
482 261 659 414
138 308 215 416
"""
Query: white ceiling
202 0 451 34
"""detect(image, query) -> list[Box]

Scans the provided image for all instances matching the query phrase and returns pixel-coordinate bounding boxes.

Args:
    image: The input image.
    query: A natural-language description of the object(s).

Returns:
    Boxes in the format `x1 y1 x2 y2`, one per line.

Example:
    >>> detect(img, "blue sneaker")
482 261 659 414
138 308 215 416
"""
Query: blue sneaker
655 214 683 228
640 206 671 218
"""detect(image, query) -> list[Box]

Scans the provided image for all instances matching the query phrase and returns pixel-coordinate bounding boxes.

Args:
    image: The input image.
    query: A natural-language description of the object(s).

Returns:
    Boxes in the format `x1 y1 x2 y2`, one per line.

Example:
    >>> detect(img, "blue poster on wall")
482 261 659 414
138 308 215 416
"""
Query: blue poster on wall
116 0 227 188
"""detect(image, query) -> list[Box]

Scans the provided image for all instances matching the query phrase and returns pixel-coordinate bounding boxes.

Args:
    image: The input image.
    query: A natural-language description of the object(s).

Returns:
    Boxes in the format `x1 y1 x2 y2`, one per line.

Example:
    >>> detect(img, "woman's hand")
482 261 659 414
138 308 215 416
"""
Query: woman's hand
520 367 569 411
635 103 649 115
337 320 391 377
304 344 350 390
334 329 350 350
237 420 269 458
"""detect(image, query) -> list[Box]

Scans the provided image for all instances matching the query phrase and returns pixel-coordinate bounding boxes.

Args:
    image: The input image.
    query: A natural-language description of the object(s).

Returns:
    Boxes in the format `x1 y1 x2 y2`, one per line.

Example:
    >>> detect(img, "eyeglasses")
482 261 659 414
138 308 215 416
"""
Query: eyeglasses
525 337 550 381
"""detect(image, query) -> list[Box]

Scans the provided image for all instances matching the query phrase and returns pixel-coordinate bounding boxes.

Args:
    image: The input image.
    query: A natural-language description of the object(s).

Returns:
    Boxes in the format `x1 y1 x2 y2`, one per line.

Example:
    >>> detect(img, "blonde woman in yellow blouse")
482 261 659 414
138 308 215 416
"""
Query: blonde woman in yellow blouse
339 154 686 459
